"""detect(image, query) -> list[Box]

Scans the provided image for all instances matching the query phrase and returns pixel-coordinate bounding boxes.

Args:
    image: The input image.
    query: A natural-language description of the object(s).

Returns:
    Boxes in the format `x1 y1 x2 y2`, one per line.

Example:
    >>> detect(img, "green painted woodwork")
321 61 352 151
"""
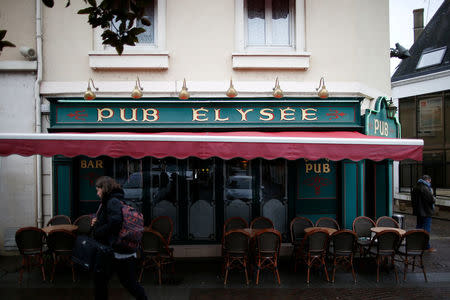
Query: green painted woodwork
342 161 359 229
296 159 337 222
50 98 363 130
375 162 388 218
357 161 366 216
53 157 72 216
365 97 401 138
78 157 104 215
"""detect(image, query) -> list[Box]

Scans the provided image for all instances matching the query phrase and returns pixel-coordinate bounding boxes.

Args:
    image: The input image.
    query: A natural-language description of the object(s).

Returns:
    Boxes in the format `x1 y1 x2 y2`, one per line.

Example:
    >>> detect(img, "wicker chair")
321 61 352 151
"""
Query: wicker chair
223 229 251 285
46 215 71 226
15 227 46 283
396 229 429 282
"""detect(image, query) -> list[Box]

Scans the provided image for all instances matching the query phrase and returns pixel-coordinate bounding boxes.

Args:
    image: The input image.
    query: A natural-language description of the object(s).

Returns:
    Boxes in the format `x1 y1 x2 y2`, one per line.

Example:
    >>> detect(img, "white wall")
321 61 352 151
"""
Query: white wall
0 72 37 253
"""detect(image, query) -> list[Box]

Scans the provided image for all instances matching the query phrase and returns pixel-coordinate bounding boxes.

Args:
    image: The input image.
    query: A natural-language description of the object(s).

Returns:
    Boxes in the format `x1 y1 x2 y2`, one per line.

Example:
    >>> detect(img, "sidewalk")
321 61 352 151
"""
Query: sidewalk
1 214 449 300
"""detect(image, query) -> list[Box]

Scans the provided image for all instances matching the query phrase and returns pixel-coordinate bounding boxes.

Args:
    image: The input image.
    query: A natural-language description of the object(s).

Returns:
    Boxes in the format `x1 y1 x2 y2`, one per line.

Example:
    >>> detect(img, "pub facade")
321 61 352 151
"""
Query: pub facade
0 1 422 255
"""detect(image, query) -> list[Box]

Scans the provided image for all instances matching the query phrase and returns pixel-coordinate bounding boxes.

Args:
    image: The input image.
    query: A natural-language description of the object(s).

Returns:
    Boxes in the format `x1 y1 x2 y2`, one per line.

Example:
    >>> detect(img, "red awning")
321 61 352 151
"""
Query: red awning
0 131 423 161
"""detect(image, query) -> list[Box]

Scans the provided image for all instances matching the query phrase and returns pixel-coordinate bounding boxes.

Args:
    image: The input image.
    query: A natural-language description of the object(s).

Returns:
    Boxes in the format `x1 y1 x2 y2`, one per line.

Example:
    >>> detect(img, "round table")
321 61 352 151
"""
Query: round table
370 227 406 235
304 227 337 235
42 224 78 234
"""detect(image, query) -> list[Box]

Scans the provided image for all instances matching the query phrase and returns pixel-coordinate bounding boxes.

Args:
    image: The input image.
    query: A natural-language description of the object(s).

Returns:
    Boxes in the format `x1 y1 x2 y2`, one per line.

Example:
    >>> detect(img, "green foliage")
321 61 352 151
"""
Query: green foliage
0 30 16 53
42 0 151 55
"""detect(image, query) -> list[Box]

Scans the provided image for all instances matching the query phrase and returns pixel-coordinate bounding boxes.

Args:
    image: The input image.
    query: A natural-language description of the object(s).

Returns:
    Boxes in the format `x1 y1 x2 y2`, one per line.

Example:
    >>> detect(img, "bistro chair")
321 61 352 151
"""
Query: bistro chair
290 217 314 264
223 217 248 232
352 216 376 257
46 215 72 226
330 230 357 283
315 217 340 230
150 216 174 244
396 229 429 282
367 229 401 282
376 216 400 228
15 227 47 284
139 229 175 285
46 229 76 282
73 215 92 236
297 228 330 283
250 216 274 230
254 228 282 285
223 229 251 285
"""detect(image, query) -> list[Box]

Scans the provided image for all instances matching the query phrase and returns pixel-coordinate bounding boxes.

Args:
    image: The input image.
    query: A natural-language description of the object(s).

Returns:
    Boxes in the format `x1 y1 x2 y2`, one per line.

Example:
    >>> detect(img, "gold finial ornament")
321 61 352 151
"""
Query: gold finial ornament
272 77 283 98
131 76 144 99
84 78 98 100
226 78 238 98
178 78 190 100
316 77 329 99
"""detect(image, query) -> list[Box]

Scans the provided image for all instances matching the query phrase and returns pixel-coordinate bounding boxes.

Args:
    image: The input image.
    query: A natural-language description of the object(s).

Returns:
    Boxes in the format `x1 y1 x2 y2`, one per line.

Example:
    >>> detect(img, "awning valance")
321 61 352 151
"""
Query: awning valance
0 131 423 161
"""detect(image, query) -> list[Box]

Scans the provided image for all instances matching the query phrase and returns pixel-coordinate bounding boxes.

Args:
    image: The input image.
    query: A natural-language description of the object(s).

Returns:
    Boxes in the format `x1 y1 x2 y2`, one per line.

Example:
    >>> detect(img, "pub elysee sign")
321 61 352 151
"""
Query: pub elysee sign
50 98 363 129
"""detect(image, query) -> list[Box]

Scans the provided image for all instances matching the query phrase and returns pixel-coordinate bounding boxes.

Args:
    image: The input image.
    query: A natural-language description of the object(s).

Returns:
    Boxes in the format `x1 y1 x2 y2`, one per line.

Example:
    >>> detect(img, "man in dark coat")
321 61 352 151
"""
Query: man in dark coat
411 174 436 252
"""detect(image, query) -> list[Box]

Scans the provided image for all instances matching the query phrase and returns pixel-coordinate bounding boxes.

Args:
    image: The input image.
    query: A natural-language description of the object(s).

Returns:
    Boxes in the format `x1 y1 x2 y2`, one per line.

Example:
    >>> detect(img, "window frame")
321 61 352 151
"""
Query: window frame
88 0 168 70
244 0 295 50
233 0 310 70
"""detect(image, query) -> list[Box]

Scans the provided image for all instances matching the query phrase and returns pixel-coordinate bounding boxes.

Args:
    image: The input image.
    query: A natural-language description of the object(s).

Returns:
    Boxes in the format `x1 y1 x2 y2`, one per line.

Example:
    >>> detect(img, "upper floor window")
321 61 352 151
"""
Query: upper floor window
233 0 309 70
110 0 155 47
246 0 293 47
89 0 168 70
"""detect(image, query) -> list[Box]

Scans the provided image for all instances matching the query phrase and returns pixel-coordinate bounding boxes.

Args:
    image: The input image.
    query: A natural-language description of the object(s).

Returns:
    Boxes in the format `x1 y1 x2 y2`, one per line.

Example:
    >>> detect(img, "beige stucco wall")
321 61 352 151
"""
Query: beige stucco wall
0 0 36 61
40 0 391 94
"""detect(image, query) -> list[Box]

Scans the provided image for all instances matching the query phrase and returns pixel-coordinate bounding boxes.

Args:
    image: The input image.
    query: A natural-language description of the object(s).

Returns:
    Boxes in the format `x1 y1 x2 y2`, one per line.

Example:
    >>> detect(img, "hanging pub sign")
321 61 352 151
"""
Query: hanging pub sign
365 97 401 138
50 98 363 129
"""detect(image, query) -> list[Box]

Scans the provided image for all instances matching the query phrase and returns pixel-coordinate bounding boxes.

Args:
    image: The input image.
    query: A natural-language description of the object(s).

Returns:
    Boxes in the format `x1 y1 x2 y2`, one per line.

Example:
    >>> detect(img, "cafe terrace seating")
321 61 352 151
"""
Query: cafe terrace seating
46 215 72 226
250 216 274 230
376 216 400 228
296 228 330 283
223 217 248 232
223 229 251 285
46 229 76 282
352 216 376 257
396 229 429 282
367 229 401 282
330 229 357 283
139 228 175 285
73 215 92 236
150 216 174 244
290 217 314 265
15 227 47 284
254 228 282 285
315 217 340 230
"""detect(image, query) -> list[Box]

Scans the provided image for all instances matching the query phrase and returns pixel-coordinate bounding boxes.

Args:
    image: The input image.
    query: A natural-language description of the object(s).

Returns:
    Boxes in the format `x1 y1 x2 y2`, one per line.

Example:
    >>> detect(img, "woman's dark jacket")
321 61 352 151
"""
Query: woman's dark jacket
411 181 435 217
93 187 131 254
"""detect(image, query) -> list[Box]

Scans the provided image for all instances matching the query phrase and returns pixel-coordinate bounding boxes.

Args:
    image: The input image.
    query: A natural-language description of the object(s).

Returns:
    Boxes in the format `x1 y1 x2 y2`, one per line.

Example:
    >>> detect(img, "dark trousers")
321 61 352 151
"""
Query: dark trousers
416 216 432 249
94 256 148 300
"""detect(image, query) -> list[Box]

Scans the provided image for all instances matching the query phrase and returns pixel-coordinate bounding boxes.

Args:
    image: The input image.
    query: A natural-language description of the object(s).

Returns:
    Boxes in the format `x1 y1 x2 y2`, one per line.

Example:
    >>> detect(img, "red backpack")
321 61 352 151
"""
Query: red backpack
114 201 144 252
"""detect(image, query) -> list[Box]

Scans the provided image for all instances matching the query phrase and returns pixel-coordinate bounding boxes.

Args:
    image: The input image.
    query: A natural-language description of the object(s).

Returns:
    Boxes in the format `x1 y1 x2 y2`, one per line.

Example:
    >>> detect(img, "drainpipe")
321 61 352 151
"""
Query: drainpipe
35 0 43 227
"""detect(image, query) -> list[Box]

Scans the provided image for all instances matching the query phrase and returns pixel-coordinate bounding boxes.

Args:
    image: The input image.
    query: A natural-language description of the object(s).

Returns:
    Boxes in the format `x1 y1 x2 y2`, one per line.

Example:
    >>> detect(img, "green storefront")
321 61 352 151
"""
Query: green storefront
39 96 419 243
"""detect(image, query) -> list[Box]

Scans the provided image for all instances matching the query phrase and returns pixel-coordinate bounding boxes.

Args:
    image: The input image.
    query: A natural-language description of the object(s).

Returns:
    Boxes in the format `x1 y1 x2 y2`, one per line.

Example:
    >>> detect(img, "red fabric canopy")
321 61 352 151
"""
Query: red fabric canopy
0 131 423 161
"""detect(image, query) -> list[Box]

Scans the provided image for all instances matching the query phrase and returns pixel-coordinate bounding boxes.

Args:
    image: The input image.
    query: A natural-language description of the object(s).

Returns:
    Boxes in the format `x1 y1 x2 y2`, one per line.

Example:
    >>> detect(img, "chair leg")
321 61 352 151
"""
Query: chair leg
331 257 337 283
391 255 398 283
322 256 329 282
376 256 380 282
18 257 26 284
420 255 427 282
403 256 408 281
350 256 356 283
39 255 46 282
223 258 230 285
71 261 76 282
306 257 311 284
244 259 249 285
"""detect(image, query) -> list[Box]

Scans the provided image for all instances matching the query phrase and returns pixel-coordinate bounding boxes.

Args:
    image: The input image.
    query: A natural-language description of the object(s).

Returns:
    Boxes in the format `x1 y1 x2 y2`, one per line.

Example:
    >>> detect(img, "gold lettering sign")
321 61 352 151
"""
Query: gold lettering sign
81 160 104 169
305 159 331 174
